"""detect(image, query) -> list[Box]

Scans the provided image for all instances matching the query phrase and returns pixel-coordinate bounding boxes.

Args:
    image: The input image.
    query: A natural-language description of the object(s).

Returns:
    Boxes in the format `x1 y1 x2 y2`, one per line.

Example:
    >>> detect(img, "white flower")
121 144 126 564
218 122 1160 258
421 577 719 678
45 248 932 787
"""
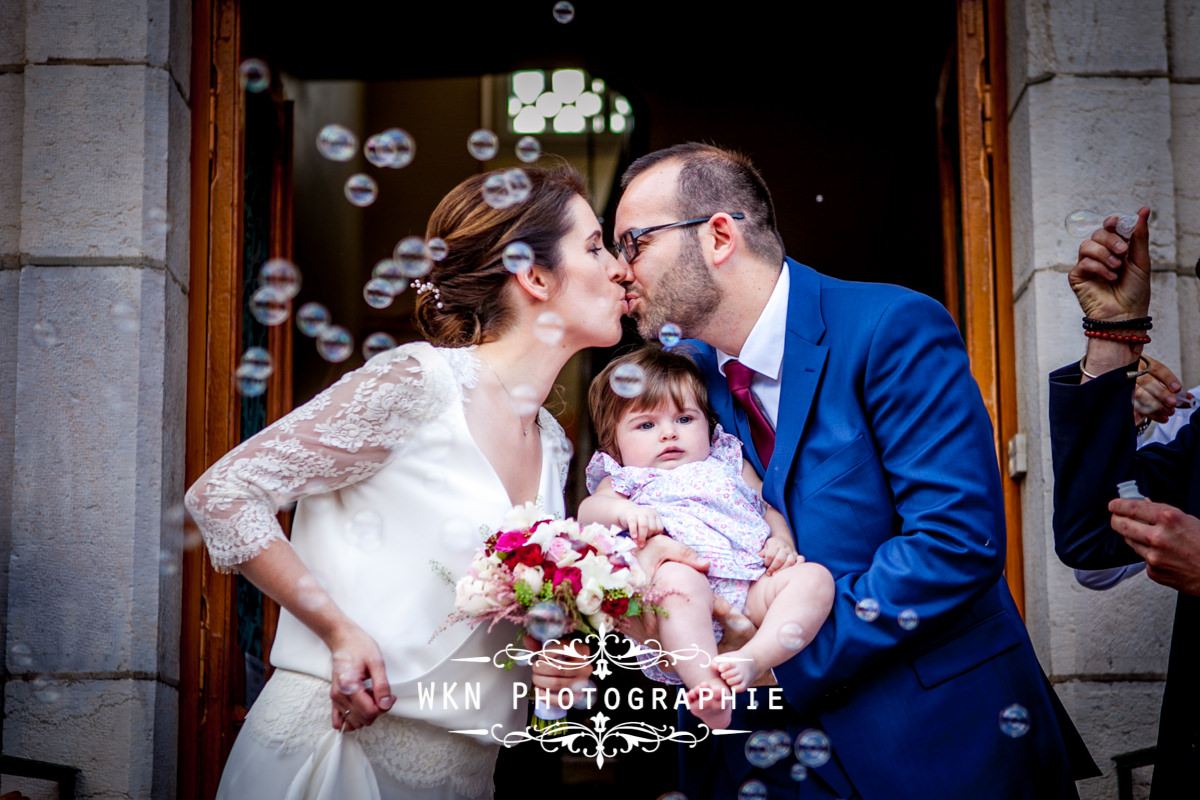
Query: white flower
588 612 615 634
576 551 625 591
455 577 501 614
577 585 604 615
502 502 551 531
514 563 544 595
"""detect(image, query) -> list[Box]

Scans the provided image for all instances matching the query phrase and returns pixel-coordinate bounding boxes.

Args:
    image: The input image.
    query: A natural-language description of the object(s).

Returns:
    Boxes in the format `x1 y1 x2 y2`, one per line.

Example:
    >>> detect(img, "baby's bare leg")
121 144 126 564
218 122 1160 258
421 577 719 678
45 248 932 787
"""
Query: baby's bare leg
716 562 835 691
654 562 736 729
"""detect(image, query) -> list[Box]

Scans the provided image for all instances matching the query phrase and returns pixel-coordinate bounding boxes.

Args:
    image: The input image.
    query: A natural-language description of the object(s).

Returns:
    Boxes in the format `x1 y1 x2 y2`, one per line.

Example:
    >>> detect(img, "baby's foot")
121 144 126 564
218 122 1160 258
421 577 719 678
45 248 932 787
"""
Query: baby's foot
715 647 760 692
686 677 734 730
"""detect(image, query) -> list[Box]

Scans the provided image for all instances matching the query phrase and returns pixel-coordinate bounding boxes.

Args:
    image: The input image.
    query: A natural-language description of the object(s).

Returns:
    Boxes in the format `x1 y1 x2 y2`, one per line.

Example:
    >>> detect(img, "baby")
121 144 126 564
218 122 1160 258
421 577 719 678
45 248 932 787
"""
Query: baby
579 345 834 729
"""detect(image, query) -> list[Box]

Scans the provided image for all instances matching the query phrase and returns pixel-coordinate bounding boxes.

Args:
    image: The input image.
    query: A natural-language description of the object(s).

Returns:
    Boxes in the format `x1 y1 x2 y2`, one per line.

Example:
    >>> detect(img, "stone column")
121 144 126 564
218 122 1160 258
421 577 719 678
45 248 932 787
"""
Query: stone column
2 1 191 798
1007 2 1199 798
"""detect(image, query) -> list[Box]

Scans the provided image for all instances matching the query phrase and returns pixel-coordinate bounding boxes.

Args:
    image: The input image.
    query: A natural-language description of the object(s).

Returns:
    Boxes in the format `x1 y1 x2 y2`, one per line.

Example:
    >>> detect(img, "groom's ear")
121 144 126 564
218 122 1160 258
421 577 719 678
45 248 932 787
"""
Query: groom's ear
513 264 553 302
708 213 739 267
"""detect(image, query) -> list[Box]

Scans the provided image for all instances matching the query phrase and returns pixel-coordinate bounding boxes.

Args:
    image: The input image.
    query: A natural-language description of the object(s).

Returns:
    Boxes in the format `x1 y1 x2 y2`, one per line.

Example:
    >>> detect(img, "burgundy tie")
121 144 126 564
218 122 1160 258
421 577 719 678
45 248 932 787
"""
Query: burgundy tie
725 360 775 465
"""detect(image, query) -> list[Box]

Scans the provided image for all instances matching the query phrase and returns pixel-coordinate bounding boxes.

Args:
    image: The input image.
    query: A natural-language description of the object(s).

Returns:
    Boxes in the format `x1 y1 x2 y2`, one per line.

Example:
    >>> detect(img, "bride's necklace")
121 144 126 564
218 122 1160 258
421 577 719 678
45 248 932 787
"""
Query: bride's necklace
480 357 536 437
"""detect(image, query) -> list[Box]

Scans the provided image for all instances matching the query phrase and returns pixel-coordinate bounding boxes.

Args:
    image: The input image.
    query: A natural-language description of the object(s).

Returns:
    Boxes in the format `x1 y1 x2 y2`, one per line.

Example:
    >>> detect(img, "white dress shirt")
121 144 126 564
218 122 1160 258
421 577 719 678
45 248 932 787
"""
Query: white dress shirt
715 261 790 429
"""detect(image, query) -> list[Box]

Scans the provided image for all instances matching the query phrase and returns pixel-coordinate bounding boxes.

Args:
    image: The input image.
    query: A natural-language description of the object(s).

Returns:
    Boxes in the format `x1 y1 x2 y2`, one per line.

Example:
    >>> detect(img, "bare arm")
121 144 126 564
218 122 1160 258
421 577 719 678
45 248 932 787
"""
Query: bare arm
578 476 663 545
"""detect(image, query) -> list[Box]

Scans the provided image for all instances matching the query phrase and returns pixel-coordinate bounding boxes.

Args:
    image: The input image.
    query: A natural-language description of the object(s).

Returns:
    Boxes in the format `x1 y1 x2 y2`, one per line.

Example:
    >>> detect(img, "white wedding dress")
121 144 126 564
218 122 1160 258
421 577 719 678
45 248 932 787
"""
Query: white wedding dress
185 343 569 799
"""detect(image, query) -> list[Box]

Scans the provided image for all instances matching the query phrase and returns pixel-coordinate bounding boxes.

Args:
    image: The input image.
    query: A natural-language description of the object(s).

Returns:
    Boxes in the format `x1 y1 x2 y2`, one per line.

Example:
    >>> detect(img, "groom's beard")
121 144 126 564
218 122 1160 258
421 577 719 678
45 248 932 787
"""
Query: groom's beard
634 237 720 342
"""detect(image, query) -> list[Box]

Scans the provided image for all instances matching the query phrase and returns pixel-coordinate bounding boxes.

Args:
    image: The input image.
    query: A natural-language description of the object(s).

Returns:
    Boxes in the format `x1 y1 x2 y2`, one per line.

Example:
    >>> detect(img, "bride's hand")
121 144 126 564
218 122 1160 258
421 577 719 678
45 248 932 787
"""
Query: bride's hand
328 625 395 732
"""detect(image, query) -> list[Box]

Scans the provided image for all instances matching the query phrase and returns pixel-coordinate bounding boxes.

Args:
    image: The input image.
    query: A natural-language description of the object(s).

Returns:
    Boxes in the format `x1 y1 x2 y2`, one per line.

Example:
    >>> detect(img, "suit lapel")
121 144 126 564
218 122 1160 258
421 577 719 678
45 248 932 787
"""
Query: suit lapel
764 261 828 508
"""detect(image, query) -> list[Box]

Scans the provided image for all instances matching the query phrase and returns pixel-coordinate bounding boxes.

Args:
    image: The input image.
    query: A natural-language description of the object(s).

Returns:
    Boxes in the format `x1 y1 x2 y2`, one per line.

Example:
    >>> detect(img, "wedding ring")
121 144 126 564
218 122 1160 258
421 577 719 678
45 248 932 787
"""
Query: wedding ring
342 708 352 720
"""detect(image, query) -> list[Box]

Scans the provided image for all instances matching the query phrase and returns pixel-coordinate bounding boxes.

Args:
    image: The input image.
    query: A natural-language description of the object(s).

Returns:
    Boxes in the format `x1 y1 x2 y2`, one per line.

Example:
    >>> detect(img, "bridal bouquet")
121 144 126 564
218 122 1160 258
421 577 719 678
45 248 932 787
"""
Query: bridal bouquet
451 503 658 638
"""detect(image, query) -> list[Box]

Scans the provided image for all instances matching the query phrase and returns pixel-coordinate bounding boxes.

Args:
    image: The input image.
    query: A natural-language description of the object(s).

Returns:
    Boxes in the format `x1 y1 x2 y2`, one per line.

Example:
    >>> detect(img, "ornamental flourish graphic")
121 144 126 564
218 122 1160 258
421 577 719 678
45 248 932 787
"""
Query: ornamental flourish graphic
445 627 786 767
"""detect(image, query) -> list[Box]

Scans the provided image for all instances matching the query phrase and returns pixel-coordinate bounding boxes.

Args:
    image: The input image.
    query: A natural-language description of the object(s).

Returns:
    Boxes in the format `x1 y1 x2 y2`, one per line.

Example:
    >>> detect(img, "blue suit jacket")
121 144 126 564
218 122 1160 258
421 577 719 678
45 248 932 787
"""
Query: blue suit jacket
679 260 1094 799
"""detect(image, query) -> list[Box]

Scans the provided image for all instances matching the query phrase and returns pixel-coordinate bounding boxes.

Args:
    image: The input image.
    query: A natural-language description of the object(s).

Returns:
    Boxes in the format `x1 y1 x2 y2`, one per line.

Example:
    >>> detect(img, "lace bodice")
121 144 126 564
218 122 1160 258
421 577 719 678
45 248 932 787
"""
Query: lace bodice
185 343 569 572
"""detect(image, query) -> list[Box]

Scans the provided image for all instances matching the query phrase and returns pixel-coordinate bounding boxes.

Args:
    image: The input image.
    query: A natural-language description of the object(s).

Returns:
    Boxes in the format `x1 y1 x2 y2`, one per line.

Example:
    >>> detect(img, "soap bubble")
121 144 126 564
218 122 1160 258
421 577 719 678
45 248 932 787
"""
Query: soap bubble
365 128 415 169
296 302 331 337
372 259 407 295
794 729 832 767
426 238 449 262
362 332 397 360
658 323 682 348
778 622 806 650
317 124 357 161
854 597 881 622
259 258 301 299
552 1 575 23
999 703 1031 738
657 794 688 800
467 129 499 161
147 206 171 235
789 764 808 782
505 168 532 205
363 278 395 309
768 730 792 761
736 780 767 800
526 601 569 641
898 608 920 630
815 194 824 203
317 325 353 362
546 434 574 464
384 128 415 168
395 236 432 278
516 136 542 163
295 574 330 612
482 173 513 209
9 643 34 670
503 241 535 274
744 731 775 768
237 376 267 397
32 320 60 347
249 286 290 326
345 509 384 552
239 58 270 92
31 676 62 704
110 301 138 332
535 311 565 345
344 174 378 207
238 347 273 380
159 547 179 576
609 363 647 398
571 679 597 709
509 384 540 416
440 518 478 552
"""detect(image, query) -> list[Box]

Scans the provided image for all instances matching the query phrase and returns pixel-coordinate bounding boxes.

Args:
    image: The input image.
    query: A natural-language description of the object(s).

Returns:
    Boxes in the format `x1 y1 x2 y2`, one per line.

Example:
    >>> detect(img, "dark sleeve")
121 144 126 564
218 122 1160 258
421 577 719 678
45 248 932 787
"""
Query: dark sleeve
1049 360 1198 568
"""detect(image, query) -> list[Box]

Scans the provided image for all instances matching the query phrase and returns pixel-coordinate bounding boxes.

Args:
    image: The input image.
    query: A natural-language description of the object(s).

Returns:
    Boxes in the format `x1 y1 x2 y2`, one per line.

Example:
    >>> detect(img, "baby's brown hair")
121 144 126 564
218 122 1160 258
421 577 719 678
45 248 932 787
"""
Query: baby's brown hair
588 344 719 464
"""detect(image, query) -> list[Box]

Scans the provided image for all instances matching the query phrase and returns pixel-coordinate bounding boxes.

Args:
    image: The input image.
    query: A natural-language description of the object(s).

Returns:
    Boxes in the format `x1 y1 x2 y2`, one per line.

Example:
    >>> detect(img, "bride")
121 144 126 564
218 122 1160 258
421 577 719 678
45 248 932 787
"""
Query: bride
185 164 655 799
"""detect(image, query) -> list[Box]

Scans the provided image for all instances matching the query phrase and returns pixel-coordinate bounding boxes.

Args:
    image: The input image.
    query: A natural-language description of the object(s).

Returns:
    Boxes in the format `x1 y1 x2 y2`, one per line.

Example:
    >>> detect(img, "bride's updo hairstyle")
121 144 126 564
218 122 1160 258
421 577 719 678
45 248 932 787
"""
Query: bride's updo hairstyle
415 164 588 347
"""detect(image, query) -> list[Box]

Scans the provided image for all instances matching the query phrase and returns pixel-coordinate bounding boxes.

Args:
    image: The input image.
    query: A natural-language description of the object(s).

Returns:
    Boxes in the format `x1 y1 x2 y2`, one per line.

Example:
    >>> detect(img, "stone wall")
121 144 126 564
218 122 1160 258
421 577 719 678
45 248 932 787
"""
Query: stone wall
1 1 191 798
1007 2 1200 797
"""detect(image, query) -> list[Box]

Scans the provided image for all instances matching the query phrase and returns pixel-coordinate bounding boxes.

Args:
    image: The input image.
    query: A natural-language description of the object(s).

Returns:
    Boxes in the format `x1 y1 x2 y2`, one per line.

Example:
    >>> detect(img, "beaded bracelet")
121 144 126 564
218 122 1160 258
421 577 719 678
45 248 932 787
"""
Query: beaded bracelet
1082 316 1153 331
1084 330 1151 344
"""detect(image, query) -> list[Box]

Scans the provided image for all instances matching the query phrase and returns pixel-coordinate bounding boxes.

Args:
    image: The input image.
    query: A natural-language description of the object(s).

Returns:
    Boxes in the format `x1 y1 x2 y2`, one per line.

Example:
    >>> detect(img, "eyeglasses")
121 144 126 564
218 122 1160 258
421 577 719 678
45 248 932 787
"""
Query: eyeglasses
615 213 744 263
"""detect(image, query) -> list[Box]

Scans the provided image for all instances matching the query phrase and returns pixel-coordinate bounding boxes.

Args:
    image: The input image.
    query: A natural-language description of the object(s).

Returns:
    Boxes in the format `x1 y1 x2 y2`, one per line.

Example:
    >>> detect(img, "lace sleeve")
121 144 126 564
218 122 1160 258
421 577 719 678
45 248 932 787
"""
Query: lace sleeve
184 344 452 572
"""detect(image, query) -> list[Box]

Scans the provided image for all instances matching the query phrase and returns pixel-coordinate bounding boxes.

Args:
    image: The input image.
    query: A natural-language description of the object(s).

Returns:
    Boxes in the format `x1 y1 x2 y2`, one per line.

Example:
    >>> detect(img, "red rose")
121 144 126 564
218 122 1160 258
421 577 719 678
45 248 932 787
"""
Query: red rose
510 544 543 568
495 530 529 552
601 594 629 616
552 566 582 594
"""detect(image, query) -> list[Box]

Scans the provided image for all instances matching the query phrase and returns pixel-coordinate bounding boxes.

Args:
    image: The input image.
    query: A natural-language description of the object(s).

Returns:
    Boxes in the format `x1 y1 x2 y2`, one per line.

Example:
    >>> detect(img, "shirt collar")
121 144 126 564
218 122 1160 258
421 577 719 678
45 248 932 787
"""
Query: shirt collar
716 261 789 380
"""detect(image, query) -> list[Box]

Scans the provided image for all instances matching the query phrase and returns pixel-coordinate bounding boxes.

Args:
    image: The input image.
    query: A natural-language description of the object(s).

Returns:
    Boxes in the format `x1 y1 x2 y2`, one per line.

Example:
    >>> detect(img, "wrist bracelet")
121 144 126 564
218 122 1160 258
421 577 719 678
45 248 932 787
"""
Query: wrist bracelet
1084 330 1151 344
1078 356 1101 380
1082 315 1153 331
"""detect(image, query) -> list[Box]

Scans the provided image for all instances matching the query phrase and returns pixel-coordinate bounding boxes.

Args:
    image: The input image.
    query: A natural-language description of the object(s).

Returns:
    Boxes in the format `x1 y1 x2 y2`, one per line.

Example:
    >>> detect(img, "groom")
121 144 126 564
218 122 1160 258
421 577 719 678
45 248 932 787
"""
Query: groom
614 143 1097 799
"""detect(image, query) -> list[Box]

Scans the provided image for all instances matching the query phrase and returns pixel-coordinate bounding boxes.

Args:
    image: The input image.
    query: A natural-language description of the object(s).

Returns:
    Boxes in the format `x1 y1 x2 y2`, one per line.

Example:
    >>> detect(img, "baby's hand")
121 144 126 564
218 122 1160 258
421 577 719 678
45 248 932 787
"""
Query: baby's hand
617 502 663 546
761 538 799 575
